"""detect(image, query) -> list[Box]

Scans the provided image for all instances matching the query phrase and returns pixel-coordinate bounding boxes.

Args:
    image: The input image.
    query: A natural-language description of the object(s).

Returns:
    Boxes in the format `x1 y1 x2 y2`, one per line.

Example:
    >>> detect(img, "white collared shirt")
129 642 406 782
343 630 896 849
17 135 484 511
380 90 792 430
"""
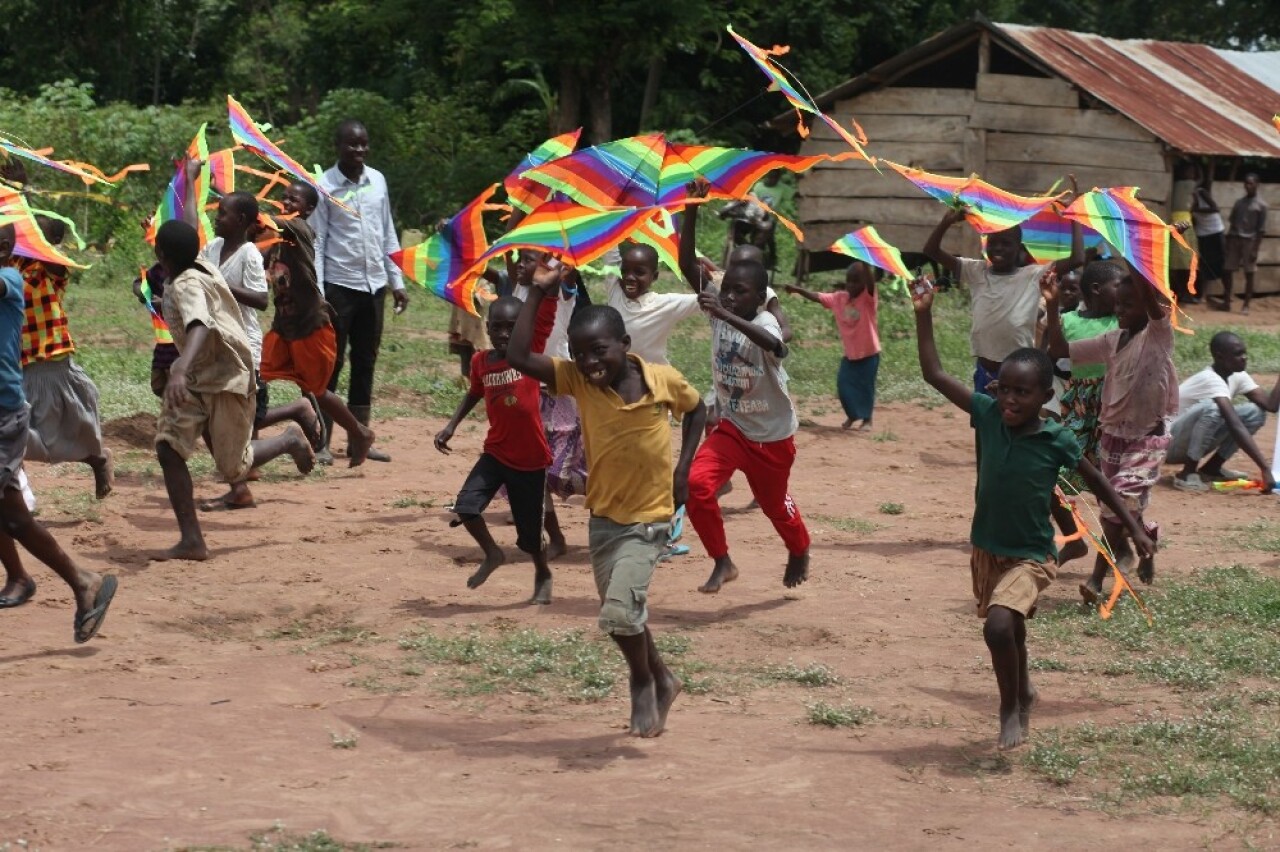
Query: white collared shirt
312 163 404 293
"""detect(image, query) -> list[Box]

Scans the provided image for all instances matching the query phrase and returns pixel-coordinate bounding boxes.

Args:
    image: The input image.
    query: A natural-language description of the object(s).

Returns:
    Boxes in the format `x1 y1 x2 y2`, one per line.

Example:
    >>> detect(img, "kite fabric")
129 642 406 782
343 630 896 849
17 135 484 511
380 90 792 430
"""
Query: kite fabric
227 95 355 215
146 125 213 246
1060 186 1196 329
0 136 148 186
828 226 913 280
138 268 174 344
1020 207 1105 262
1055 485 1153 624
631 208 681 274
388 183 501 317
477 202 664 270
504 129 582 214
883 161 1062 234
207 148 237 195
0 186 87 268
726 25 872 163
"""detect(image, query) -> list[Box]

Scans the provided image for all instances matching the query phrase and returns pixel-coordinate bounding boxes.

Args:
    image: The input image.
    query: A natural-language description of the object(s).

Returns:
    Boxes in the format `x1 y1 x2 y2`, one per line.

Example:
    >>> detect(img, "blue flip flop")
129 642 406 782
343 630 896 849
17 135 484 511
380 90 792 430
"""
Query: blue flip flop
669 505 685 544
658 544 690 563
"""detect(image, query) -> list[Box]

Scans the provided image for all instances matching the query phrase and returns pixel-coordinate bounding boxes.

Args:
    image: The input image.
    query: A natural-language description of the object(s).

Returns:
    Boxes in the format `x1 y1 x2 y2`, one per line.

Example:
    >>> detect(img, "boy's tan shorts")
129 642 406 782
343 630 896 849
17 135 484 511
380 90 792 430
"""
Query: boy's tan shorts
588 516 669 636
970 546 1056 618
156 389 254 483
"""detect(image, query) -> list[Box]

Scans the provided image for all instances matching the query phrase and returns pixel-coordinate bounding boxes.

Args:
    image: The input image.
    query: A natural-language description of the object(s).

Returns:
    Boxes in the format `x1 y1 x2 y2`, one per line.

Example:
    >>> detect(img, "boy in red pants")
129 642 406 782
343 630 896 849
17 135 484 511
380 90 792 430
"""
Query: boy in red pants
685 260 810 593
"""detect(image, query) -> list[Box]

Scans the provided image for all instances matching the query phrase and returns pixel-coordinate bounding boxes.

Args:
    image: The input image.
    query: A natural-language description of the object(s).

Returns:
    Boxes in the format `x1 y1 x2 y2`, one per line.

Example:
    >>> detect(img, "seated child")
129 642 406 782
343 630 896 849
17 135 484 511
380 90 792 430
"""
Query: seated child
1044 267 1176 598
434 293 558 603
151 220 315 561
0 223 118 641
507 259 706 737
1167 331 1280 492
913 276 1153 749
785 261 880 431
686 260 810 593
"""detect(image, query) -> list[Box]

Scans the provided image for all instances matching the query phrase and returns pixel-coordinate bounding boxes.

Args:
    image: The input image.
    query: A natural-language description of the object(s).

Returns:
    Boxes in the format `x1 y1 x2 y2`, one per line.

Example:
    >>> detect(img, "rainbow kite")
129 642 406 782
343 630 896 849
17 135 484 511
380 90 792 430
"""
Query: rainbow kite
505 129 582 213
0 186 87 268
207 147 237 195
1060 186 1195 329
883 161 1062 234
477 202 665 270
138 268 174 344
727 25 872 163
0 136 148 186
632 208 681 274
388 183 501 317
146 126 213 246
1019 207 1106 262
828 226 912 280
227 95 354 214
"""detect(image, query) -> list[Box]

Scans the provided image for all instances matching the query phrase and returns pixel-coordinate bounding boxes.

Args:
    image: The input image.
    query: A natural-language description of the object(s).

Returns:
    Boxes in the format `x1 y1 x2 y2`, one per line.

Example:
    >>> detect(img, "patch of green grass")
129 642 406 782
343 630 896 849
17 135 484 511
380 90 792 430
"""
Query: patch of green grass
39 485 102 523
1232 519 1280 553
268 609 379 651
760 662 841 687
1029 656 1070 672
329 731 359 749
806 701 875 728
811 514 879 535
877 502 904 515
1025 734 1086 785
390 495 435 509
869 429 898 443
180 824 396 851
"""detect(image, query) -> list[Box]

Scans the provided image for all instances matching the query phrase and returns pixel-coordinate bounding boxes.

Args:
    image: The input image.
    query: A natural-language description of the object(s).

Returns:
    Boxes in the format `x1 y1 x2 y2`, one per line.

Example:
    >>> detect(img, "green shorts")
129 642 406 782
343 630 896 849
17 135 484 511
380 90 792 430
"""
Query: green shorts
588 516 670 636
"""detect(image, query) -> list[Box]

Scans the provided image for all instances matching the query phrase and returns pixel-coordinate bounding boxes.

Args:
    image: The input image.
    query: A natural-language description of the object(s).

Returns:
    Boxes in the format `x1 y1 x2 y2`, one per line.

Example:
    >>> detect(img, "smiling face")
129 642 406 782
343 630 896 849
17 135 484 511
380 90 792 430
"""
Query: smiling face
985 228 1022 273
569 319 630 389
619 247 658 300
995 359 1052 429
281 183 318 218
336 123 369 173
1112 277 1147 330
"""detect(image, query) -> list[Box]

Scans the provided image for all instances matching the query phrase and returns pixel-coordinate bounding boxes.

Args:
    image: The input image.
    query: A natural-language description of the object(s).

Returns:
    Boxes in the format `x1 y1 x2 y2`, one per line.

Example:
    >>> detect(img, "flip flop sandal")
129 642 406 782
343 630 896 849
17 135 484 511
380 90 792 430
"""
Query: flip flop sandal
669 505 685 544
301 393 327 452
74 575 118 644
0 577 35 609
199 498 257 512
658 544 690 563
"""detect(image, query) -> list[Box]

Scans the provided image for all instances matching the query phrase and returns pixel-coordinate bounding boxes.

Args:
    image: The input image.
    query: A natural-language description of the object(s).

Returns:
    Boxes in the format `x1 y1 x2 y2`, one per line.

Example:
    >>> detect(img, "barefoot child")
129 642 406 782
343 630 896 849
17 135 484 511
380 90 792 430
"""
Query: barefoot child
1057 261 1122 467
507 260 706 737
1044 268 1176 599
0 223 118 641
685 260 810 593
152 220 314 561
434 293 558 603
17 216 114 497
913 277 1152 749
785 261 880 431
600 243 700 366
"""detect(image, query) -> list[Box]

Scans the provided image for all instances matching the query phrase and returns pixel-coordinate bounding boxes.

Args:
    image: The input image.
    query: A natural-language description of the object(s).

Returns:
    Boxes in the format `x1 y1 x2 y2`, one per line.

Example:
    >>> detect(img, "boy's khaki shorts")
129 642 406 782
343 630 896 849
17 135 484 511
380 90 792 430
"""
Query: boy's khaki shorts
156 389 254 483
970 546 1056 618
588 516 670 636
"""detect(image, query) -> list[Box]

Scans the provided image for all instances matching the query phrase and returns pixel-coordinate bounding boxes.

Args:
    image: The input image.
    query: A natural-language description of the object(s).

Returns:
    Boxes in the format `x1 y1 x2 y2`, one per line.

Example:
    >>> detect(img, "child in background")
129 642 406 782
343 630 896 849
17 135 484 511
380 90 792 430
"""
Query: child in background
434 292 558 603
687 260 810 594
1057 261 1123 466
133 263 180 396
17 215 114 498
507 260 706 737
785 261 880 431
1216 173 1267 314
0 222 118 641
1044 267 1176 600
600 243 700 366
913 275 1152 749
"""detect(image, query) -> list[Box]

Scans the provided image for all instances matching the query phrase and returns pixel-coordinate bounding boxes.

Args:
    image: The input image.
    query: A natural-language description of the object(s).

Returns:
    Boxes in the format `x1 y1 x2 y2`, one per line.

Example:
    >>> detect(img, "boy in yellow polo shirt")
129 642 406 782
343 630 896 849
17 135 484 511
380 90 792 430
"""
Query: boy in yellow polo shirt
508 258 706 738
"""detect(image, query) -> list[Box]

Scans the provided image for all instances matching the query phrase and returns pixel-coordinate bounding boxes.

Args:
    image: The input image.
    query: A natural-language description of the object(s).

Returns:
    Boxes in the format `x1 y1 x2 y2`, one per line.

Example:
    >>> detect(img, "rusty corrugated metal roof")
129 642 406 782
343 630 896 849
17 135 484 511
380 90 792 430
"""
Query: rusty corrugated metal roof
998 24 1280 158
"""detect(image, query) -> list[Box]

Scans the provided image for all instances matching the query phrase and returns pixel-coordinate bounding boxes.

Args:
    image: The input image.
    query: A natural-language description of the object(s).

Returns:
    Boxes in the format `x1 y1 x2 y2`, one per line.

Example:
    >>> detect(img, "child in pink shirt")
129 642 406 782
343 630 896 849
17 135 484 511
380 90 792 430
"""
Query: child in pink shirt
786 261 880 429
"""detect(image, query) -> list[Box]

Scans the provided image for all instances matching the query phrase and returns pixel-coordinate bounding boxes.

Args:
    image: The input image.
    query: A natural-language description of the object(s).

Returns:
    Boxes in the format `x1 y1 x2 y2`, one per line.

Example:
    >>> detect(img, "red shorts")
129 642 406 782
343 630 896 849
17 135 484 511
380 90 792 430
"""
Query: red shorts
259 324 337 396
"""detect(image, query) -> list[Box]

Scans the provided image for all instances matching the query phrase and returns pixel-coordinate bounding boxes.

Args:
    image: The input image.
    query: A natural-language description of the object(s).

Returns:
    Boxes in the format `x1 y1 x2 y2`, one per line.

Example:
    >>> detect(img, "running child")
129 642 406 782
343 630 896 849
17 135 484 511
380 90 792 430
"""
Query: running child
1043 267 1176 600
17 215 114 497
785 261 880 431
0 222 118 641
434 292 558 603
686 259 810 594
152 220 314 561
507 259 706 737
1057 261 1122 466
913 276 1152 749
600 243 700 366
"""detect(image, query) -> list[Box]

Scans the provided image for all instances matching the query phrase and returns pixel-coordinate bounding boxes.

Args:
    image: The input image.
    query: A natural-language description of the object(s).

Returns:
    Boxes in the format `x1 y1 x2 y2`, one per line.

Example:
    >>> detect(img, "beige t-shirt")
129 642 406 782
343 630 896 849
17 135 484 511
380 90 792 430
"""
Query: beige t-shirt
162 259 255 397
958 258 1048 362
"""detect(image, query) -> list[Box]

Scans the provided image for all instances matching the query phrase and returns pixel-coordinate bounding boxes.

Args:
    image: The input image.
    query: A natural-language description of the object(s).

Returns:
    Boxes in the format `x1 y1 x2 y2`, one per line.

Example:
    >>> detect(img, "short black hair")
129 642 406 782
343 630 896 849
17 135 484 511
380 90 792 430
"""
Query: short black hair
291 181 320 209
568 304 626 341
725 259 769 296
0 222 15 257
621 242 658 271
487 296 523 324
1079 259 1125 295
1210 330 1242 355
334 119 367 144
34 214 66 246
992 224 1023 243
1003 347 1054 390
224 191 259 223
155 220 200 269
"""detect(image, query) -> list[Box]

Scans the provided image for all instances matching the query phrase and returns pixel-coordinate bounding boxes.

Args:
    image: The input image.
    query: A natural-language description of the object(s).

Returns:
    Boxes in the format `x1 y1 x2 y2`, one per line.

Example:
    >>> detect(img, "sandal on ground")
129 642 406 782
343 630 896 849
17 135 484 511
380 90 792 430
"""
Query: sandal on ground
74 575 118 644
1173 472 1209 492
0 577 36 609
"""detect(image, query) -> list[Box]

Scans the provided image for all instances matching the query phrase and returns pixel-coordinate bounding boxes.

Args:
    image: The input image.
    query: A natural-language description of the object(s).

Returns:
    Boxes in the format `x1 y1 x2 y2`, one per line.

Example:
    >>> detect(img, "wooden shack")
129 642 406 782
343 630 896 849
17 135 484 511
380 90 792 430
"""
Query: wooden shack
789 19 1280 293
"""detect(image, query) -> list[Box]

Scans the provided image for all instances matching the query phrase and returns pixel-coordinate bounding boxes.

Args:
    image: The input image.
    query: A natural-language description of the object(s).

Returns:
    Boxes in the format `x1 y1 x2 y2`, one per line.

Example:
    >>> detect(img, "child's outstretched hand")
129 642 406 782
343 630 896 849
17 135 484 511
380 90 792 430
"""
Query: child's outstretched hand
784 284 803 296
697 289 729 319
1132 528 1157 560
531 256 572 292
686 178 711 199
433 427 455 454
909 276 935 312
1064 173 1079 203
1039 267 1060 303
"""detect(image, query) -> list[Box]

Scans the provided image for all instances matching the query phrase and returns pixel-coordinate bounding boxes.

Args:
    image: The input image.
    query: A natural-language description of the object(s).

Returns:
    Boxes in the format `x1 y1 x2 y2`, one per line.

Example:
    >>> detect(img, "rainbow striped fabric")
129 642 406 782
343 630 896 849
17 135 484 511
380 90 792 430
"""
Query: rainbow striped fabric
138 268 173 344
147 125 213 246
520 134 668 209
1019 207 1105 262
828 226 912 279
207 148 237 195
228 96 354 214
0 136 147 185
0 186 86 268
727 26 872 162
883 161 1061 234
389 184 499 317
479 202 663 269
505 129 582 213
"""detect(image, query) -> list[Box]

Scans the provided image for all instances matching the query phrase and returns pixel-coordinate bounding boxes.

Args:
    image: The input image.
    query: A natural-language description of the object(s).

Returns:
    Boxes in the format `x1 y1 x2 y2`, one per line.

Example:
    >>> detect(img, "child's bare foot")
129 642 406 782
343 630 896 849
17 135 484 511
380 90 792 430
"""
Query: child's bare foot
153 540 210 561
466 548 506 589
997 708 1025 750
1019 684 1039 737
629 678 661 737
1078 578 1102 604
698 557 739 593
284 426 316 474
783 551 810 588
1057 538 1088 565
842 417 854 430
545 537 567 561
530 573 552 605
347 425 375 468
654 667 682 734
91 449 114 499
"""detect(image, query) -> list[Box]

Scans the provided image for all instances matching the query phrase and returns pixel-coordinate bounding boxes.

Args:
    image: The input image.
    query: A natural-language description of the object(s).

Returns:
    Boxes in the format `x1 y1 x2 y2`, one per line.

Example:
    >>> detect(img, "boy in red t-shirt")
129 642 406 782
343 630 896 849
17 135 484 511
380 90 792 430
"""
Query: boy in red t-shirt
435 294 557 603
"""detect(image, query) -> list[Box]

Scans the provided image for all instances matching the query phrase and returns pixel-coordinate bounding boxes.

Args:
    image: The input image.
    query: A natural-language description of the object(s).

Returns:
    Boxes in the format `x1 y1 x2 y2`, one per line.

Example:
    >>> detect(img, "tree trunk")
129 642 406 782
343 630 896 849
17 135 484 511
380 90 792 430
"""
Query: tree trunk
556 64 582 135
637 55 664 133
586 58 613 144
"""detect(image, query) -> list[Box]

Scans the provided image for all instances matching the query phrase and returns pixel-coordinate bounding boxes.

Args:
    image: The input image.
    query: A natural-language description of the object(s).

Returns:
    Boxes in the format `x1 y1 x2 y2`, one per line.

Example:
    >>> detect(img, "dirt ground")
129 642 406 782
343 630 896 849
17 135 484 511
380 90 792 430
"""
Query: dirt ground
4 305 1280 850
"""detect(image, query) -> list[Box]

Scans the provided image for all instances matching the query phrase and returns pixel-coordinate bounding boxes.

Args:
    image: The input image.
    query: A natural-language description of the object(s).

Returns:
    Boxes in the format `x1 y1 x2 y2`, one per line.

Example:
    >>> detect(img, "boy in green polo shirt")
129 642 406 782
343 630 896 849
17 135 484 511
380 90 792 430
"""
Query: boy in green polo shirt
912 278 1153 750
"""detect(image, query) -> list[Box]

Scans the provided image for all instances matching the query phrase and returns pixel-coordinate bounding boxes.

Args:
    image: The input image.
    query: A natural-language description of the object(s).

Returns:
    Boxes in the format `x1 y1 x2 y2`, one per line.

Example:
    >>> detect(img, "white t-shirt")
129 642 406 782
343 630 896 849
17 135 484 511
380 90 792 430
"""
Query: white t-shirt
512 283 577 359
1177 366 1259 415
202 238 268 366
958 258 1047 362
601 272 700 366
709 305 796 443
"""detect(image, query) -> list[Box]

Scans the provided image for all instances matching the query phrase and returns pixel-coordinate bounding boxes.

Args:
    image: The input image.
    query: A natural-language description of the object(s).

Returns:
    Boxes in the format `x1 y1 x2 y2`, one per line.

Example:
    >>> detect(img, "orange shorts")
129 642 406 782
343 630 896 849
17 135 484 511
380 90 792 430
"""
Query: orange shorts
260 324 337 396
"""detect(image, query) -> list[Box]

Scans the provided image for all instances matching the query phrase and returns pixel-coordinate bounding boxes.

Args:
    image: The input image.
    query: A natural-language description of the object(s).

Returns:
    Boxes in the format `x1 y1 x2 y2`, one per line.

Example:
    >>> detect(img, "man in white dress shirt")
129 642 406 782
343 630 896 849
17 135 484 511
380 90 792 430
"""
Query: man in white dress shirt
312 120 409 463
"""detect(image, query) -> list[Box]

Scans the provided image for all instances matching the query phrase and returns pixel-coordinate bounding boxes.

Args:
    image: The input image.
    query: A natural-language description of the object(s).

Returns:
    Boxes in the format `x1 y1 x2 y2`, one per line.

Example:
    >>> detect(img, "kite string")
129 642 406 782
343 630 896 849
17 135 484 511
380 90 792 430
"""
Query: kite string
696 90 770 137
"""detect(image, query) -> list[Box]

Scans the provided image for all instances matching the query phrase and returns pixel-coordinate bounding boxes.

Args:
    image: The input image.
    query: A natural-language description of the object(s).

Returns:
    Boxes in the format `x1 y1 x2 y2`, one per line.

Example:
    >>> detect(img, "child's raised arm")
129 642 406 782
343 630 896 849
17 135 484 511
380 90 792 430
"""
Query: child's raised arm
923 209 965 279
1040 269 1070 360
697 290 786 357
506 260 565 385
1076 459 1156 557
678 180 711 292
913 279 973 413
1050 175 1085 277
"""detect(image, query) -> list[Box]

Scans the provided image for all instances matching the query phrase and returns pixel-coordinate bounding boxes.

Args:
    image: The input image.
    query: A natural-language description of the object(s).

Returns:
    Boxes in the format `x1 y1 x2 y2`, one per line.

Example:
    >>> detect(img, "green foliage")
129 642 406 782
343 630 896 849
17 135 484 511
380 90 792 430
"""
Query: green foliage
806 701 875 728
